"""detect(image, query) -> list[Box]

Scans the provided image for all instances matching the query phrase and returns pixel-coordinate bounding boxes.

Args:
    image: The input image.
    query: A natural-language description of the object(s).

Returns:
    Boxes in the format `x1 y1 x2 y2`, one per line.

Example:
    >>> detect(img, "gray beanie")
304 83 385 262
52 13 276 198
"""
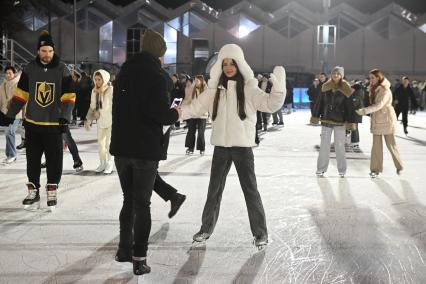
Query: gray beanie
141 29 167 58
332 66 344 78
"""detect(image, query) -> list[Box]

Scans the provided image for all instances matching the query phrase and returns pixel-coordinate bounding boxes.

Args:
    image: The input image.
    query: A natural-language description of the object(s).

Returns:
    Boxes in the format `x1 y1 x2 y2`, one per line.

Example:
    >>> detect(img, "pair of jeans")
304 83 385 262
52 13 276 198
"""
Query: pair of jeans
62 126 82 164
200 146 267 239
5 118 21 158
115 156 159 257
185 118 206 151
317 125 347 174
26 129 63 188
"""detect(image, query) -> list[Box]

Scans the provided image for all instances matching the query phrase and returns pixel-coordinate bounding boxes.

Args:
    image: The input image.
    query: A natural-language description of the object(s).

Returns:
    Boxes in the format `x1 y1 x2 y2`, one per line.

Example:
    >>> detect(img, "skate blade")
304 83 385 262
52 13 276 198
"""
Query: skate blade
23 202 40 211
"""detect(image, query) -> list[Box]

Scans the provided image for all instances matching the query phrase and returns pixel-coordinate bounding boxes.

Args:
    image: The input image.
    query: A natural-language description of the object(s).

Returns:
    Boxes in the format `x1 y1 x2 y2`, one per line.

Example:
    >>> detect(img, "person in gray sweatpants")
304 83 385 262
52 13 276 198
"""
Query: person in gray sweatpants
180 43 286 249
310 66 357 177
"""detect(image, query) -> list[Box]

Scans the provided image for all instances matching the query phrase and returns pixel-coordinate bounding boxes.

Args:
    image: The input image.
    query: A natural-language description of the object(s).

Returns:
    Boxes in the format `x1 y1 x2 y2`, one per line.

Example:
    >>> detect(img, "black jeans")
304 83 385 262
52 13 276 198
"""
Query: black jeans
272 109 283 124
26 129 63 188
115 156 158 257
154 172 177 201
185 118 206 151
351 127 360 143
62 126 82 164
256 111 270 129
200 147 267 239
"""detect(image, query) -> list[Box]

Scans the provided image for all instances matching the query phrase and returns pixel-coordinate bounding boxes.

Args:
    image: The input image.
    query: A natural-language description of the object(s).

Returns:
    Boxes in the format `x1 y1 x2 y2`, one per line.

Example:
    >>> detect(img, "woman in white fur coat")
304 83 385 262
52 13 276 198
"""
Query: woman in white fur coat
180 44 286 249
85 69 114 174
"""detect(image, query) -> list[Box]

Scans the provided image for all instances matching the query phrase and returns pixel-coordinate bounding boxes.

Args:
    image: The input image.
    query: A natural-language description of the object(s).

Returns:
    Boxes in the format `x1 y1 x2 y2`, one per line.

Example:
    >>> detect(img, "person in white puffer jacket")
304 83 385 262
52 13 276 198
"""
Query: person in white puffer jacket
180 43 286 249
85 69 114 174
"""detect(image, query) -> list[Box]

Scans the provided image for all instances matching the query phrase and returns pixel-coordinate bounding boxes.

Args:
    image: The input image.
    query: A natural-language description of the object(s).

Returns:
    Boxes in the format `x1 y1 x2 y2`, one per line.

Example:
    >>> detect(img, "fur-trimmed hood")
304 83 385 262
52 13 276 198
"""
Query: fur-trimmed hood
321 79 352 97
93 69 111 92
208 44 258 89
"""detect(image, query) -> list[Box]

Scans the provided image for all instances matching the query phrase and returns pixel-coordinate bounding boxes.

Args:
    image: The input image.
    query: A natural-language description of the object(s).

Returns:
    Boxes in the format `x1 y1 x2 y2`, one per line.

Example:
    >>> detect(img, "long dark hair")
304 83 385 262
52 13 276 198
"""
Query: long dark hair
192 75 206 99
212 59 246 121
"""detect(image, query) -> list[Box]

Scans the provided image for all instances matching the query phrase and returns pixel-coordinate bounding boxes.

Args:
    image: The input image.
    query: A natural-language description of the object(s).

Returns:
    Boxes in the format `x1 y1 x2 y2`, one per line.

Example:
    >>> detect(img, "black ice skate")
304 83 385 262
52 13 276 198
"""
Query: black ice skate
133 258 151 275
192 231 210 244
115 247 132 263
73 160 83 172
46 184 58 211
254 236 268 251
22 183 40 210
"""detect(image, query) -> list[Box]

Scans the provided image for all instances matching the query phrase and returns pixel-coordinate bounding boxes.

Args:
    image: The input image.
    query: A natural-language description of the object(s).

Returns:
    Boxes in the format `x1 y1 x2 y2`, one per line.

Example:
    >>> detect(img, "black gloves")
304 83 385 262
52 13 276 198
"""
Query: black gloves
0 112 15 127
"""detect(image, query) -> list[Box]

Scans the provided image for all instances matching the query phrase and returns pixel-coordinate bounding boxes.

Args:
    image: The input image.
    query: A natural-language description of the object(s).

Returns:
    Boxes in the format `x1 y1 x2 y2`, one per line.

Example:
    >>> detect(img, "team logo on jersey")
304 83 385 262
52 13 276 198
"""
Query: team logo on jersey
35 81 55 107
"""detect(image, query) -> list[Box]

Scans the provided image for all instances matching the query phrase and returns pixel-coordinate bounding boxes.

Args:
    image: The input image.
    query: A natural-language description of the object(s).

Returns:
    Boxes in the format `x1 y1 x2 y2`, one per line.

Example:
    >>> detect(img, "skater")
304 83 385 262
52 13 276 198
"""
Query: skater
77 71 92 126
0 66 22 164
180 43 286 250
348 82 365 152
183 75 207 155
310 66 356 177
110 29 181 275
356 69 403 178
257 74 272 131
393 76 417 134
85 69 114 174
5 30 76 210
307 78 321 116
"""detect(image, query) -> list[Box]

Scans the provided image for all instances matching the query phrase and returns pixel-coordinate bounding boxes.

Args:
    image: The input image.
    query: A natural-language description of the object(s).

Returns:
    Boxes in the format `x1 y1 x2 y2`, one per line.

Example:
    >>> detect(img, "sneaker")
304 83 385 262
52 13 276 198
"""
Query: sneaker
115 247 132 263
3 156 17 164
193 231 210 242
168 193 186 218
104 161 114 174
133 258 151 275
73 160 83 172
16 139 26 150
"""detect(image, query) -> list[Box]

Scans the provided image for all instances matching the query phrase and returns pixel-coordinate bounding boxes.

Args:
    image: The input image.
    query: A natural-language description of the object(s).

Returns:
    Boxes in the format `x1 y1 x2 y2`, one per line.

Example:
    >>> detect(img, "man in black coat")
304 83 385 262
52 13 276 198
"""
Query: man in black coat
394 76 417 134
307 78 321 116
110 29 181 276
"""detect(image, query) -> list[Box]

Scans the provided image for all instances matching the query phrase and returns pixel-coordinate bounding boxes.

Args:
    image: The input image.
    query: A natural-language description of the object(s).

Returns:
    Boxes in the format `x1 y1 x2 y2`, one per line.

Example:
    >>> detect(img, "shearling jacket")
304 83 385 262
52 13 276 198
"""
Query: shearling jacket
181 44 286 147
357 78 396 135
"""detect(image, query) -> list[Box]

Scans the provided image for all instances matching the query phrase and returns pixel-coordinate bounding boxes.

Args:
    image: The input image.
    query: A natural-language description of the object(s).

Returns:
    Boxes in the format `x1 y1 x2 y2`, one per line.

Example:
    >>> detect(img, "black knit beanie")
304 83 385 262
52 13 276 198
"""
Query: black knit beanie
38 30 55 50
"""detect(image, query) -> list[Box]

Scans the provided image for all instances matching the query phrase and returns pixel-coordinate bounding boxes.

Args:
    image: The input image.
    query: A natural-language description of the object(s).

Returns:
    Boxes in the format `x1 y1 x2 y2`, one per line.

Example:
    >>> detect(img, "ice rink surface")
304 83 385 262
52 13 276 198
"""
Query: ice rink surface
0 110 425 284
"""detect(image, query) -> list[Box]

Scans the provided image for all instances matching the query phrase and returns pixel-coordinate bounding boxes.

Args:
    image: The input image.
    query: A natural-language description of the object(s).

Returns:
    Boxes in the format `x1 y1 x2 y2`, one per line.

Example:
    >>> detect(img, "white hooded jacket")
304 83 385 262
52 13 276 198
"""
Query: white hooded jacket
90 69 113 129
181 44 286 147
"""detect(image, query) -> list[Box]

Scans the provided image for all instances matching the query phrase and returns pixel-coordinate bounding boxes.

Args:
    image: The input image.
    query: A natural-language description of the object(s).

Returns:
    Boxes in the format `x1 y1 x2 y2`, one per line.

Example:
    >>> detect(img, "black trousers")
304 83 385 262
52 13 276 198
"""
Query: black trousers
115 156 158 257
185 118 206 151
26 129 63 189
154 172 177 201
256 111 270 129
395 107 408 128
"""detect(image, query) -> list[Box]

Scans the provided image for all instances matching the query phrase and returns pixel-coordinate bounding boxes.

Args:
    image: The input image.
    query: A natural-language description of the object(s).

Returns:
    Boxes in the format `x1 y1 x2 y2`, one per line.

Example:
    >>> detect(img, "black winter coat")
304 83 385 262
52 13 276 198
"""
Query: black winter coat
312 80 356 125
394 85 417 111
110 51 179 161
307 84 321 103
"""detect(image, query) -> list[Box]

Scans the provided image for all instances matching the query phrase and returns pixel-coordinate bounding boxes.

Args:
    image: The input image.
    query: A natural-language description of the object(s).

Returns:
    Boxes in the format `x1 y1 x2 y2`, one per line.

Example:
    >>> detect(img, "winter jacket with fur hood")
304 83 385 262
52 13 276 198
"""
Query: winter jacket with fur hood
357 78 396 135
0 72 22 119
312 79 355 126
181 44 286 147
89 69 113 128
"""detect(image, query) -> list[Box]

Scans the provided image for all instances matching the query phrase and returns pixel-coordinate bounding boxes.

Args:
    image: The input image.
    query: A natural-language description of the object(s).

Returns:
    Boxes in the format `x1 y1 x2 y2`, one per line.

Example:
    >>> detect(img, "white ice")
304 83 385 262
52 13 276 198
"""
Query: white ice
0 110 425 284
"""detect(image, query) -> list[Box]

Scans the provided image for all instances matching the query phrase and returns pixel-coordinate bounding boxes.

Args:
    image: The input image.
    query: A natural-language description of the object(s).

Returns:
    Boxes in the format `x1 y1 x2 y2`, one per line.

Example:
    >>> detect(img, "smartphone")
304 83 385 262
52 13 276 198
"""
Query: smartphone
170 98 183 108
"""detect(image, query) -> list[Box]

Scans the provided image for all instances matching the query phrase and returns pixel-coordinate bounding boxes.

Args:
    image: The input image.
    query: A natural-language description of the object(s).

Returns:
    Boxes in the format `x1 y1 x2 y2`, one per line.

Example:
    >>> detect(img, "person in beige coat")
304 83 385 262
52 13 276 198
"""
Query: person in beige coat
85 69 114 174
356 69 403 178
0 66 22 164
182 75 208 155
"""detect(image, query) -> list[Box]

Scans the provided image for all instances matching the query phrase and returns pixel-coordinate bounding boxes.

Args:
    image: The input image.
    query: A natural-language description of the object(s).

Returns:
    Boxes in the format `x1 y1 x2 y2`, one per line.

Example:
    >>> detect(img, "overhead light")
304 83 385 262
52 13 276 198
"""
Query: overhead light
13 0 21 6
268 13 274 18
145 0 151 4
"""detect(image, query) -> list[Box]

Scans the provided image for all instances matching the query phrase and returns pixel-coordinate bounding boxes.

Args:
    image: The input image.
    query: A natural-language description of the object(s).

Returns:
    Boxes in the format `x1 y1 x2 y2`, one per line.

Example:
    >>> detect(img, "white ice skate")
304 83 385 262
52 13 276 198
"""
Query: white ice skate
46 184 57 212
23 183 40 210
253 236 268 251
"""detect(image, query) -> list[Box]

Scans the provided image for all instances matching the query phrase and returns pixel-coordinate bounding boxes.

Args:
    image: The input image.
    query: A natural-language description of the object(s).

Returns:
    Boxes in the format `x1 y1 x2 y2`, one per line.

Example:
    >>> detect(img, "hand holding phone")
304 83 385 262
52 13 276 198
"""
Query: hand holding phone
170 98 183 109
